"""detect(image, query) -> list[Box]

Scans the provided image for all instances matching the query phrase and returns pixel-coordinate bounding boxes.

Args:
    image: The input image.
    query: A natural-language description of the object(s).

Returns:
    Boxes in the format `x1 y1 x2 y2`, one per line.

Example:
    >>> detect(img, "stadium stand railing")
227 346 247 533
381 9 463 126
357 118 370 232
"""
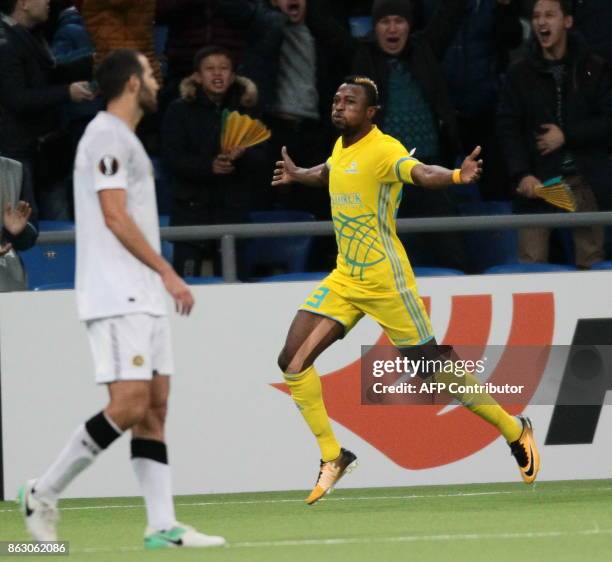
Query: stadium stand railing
27 211 612 285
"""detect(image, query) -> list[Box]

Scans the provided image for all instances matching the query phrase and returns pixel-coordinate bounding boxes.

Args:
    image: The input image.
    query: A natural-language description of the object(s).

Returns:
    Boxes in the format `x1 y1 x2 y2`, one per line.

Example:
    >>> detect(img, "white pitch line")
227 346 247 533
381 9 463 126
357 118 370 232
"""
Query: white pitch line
230 528 612 548
0 490 514 513
1 486 611 514
66 527 612 555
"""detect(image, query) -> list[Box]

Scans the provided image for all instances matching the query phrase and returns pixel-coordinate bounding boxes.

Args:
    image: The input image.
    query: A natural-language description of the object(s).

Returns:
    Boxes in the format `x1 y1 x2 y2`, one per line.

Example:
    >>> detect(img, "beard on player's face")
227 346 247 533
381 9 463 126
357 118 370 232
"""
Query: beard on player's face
138 84 158 113
333 119 369 137
135 55 159 114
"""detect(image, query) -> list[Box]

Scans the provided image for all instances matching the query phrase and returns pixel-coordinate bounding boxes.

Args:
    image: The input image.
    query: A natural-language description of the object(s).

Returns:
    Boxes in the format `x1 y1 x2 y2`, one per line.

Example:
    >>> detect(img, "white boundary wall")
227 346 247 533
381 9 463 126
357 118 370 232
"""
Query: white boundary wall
2 271 612 498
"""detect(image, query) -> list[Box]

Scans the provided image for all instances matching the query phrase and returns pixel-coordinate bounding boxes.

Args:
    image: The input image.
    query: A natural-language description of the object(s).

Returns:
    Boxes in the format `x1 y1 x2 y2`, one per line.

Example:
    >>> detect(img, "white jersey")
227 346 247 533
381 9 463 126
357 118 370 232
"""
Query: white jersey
74 111 166 321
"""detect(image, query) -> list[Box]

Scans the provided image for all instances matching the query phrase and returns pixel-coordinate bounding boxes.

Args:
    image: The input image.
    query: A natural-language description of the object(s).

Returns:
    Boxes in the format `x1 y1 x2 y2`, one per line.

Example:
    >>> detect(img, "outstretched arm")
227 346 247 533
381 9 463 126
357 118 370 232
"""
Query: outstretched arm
271 146 329 188
410 146 483 189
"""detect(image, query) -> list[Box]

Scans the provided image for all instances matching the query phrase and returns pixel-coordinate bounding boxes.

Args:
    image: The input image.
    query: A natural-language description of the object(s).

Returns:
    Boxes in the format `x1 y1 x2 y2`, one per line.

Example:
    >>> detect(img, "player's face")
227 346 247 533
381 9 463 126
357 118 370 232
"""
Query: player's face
272 0 306 24
136 55 159 113
532 0 572 54
375 15 410 56
24 0 50 24
331 84 372 131
197 54 235 98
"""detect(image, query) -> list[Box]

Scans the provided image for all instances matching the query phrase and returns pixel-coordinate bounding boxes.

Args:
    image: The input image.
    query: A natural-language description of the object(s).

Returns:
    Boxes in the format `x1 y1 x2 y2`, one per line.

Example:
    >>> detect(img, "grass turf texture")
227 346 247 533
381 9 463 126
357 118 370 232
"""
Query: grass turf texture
1 480 611 562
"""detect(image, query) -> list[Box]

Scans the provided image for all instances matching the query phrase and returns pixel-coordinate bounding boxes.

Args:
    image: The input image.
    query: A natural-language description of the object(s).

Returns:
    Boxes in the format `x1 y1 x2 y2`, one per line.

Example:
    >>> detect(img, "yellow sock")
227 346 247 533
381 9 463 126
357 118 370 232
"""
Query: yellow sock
284 365 341 462
434 370 522 442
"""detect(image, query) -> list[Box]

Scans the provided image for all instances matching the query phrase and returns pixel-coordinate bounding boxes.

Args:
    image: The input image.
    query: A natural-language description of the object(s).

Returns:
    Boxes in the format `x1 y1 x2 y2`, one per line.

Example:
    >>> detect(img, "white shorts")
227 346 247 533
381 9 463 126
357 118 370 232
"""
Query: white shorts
85 313 174 384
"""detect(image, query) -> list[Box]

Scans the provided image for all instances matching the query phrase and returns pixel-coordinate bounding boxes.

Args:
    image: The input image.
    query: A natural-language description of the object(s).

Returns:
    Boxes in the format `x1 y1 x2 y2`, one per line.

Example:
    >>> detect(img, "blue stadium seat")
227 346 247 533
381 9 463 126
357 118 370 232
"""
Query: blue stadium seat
458 201 519 272
244 211 315 277
412 267 465 277
20 243 76 290
484 263 577 274
258 272 327 282
590 261 612 271
183 276 224 285
20 219 76 289
33 282 74 291
158 214 174 263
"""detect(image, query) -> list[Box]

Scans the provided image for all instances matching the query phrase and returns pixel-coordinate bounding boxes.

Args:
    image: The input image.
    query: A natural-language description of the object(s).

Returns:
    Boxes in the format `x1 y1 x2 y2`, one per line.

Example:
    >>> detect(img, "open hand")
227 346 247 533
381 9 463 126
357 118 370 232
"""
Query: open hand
161 269 195 316
536 124 565 155
272 146 299 186
3 201 31 235
459 146 483 184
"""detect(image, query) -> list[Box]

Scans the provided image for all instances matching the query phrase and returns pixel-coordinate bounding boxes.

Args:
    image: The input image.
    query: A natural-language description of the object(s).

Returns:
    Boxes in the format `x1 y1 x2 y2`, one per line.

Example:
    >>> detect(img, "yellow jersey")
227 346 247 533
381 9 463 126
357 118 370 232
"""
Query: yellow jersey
325 125 420 295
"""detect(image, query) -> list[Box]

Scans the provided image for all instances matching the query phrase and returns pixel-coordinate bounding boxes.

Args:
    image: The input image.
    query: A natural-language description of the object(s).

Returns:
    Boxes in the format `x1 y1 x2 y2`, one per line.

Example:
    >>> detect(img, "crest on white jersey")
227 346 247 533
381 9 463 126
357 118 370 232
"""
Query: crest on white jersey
98 155 119 176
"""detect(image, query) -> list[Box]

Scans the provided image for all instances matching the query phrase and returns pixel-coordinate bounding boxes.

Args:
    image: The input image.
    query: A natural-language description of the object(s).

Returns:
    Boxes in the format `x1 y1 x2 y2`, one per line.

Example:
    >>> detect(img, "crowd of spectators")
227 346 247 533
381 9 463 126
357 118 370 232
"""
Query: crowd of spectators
0 0 611 282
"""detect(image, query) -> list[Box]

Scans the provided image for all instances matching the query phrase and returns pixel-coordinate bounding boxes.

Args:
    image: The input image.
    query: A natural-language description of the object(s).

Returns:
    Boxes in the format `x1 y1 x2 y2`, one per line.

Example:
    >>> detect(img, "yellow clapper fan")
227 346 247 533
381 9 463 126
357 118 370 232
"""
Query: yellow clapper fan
220 110 271 153
534 176 577 212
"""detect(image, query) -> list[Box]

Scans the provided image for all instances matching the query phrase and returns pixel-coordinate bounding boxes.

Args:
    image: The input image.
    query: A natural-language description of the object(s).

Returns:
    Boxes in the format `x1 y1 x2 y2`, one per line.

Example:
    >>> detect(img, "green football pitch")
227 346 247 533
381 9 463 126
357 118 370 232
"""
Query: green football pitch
1 480 611 562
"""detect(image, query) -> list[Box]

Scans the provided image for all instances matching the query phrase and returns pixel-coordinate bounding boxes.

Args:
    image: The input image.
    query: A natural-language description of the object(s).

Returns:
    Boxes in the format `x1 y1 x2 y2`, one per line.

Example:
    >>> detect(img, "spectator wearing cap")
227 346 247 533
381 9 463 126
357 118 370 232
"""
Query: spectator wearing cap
351 0 467 167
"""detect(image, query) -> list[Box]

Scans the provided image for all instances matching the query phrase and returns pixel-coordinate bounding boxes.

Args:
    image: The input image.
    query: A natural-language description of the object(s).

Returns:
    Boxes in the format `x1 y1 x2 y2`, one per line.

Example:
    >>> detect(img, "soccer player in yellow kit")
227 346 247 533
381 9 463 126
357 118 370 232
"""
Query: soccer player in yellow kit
272 76 540 505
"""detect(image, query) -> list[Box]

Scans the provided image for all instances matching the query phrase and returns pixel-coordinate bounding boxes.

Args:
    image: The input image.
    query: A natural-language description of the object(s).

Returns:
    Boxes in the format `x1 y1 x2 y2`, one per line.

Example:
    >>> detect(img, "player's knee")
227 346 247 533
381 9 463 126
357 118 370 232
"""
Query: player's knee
111 388 151 427
278 346 307 374
277 347 292 373
129 400 151 426
149 401 168 426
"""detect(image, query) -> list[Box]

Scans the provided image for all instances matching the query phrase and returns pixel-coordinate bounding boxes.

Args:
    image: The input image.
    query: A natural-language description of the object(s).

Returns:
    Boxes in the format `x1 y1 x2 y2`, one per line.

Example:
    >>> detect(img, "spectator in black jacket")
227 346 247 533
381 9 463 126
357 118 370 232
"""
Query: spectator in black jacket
0 0 93 220
497 0 610 268
162 46 267 278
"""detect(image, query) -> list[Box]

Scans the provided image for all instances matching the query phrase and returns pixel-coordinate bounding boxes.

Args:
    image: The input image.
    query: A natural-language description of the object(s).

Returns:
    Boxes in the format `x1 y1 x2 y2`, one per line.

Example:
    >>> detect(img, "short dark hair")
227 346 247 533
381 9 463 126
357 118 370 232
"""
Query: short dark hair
193 45 234 72
532 0 573 16
95 49 144 103
0 0 18 15
342 75 380 107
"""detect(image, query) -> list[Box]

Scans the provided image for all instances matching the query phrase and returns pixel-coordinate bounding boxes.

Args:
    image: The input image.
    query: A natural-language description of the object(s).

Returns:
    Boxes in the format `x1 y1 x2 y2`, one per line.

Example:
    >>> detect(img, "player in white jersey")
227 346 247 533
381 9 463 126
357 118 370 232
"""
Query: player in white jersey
18 50 225 550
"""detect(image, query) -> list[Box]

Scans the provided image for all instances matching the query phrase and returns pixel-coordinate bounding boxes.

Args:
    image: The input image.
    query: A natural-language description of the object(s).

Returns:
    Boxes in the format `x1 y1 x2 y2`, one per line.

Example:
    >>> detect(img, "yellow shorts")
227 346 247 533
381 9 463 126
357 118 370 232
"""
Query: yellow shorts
299 271 433 346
